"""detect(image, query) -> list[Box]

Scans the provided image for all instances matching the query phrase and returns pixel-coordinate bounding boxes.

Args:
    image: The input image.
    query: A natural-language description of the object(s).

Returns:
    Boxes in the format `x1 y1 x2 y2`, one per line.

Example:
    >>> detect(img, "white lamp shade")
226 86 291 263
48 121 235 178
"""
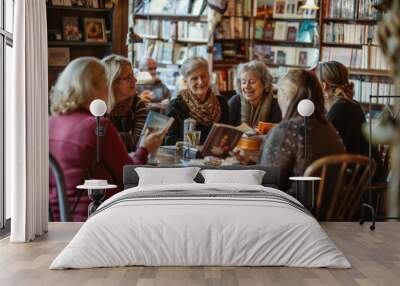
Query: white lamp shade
89 99 107 117
300 0 319 10
297 99 315 117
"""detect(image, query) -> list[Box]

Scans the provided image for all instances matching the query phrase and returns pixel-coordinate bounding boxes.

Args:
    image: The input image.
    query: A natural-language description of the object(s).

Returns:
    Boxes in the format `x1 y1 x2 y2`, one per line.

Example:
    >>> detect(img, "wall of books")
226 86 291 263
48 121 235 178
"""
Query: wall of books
129 0 208 95
214 0 320 94
129 0 394 105
321 0 394 105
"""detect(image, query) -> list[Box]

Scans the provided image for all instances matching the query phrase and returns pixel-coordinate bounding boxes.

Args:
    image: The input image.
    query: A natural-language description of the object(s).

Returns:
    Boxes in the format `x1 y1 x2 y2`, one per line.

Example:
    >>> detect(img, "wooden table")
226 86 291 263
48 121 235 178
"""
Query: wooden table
1 222 399 286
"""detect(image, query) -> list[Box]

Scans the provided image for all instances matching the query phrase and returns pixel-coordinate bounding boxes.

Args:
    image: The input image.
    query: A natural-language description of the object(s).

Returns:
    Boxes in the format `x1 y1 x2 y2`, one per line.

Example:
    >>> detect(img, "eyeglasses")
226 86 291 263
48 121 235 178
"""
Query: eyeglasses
118 74 135 83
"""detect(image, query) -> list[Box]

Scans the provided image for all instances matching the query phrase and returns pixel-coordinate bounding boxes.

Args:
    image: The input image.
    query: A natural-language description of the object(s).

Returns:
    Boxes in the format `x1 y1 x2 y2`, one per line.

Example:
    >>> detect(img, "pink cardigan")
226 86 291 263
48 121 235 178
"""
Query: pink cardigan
49 109 148 221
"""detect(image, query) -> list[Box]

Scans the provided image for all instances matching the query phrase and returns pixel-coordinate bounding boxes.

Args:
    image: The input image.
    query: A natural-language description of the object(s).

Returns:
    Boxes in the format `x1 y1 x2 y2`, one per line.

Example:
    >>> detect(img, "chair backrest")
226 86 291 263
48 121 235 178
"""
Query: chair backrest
49 154 71 222
379 144 391 181
304 154 376 221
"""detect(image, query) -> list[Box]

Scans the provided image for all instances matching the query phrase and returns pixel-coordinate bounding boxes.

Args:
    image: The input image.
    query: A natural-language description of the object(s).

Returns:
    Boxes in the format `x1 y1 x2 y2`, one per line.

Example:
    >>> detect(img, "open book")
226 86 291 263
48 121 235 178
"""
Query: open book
201 123 243 158
138 111 174 148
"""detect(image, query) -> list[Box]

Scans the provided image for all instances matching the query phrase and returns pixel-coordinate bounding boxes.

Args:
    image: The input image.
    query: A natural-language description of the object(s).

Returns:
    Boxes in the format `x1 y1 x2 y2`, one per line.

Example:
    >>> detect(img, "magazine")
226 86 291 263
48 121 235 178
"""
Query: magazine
201 123 243 158
138 111 174 147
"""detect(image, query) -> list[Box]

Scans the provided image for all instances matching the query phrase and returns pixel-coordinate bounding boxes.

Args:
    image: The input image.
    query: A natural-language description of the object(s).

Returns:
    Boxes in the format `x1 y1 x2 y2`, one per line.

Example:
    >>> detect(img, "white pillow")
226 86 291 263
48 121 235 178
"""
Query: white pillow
200 169 266 185
136 167 201 186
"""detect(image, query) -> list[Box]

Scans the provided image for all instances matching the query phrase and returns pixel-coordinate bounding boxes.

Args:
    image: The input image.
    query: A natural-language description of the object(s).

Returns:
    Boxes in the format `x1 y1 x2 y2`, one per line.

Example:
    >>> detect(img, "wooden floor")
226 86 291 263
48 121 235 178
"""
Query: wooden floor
0 222 399 286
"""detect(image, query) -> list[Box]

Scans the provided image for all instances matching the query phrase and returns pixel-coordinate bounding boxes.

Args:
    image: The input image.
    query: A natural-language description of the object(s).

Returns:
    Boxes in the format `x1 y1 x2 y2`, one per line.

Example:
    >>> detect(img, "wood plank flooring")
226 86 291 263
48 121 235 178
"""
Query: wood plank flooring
0 222 399 286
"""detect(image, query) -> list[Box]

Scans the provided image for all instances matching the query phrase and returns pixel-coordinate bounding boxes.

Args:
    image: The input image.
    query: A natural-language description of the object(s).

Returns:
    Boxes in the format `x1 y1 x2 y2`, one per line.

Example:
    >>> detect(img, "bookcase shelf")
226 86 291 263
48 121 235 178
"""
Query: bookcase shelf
130 0 393 101
46 2 120 90
348 68 391 78
222 15 253 19
323 17 379 24
254 16 318 22
175 39 208 45
322 42 363 49
46 5 112 12
254 39 315 48
267 63 311 69
135 13 207 23
48 41 112 47
215 38 251 42
214 59 248 66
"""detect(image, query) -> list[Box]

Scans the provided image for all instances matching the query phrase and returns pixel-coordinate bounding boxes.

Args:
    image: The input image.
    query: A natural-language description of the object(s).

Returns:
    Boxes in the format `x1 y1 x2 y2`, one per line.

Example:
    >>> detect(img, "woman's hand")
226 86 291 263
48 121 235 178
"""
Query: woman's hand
142 129 165 153
138 90 154 103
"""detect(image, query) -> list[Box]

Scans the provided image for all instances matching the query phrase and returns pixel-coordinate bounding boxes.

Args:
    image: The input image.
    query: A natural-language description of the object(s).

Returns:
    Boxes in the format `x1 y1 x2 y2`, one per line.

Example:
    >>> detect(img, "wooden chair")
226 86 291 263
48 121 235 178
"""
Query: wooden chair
369 145 391 215
49 154 71 222
304 154 376 221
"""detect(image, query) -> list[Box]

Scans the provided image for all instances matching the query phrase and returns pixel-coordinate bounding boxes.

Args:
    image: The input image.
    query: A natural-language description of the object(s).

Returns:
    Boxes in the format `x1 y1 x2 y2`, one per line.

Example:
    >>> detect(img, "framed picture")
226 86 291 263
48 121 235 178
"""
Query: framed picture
83 18 107 43
62 17 80 41
48 48 70 67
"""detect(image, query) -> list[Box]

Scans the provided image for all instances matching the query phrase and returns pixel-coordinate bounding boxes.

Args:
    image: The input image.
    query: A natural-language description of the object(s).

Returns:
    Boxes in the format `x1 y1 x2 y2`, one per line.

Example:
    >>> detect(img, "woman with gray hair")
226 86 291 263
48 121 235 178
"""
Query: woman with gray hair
229 60 281 127
165 57 229 144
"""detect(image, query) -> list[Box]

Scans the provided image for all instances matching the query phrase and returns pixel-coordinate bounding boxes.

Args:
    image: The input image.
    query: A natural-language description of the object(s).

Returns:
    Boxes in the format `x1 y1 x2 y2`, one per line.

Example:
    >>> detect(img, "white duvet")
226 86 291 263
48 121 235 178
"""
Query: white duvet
50 183 351 269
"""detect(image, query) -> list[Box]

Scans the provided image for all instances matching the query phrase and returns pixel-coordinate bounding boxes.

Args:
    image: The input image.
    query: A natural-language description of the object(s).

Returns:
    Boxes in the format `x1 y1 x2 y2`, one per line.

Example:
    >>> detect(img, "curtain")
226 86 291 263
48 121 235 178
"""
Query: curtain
7 0 48 242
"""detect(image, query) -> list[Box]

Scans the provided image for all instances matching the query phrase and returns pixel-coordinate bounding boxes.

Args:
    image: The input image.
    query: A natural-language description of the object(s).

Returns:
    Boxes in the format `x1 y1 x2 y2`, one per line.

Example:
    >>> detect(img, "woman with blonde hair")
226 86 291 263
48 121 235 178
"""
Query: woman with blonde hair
49 57 164 221
102 54 149 152
165 57 229 144
259 69 345 194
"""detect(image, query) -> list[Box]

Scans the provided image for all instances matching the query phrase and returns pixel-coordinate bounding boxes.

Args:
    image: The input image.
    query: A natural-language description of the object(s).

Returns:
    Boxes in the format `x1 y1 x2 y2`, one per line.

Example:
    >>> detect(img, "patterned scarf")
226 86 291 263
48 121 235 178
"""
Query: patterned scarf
110 96 134 116
178 89 221 126
241 92 273 128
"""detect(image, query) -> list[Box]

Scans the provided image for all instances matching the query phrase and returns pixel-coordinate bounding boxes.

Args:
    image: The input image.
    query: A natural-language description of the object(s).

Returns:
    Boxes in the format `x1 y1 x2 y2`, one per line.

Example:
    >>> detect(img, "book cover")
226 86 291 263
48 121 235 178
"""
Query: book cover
277 50 286 65
273 22 287 41
298 50 308 66
285 0 297 16
191 0 204 15
255 0 274 17
296 20 315 43
287 23 298 41
138 111 174 147
263 22 274 40
175 0 190 14
214 43 223 61
253 44 272 62
201 123 244 158
273 0 286 16
254 20 264 39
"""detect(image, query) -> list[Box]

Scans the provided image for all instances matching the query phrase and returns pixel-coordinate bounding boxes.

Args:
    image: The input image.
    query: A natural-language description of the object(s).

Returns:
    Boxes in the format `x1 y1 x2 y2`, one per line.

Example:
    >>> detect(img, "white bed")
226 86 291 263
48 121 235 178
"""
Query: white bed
50 183 351 269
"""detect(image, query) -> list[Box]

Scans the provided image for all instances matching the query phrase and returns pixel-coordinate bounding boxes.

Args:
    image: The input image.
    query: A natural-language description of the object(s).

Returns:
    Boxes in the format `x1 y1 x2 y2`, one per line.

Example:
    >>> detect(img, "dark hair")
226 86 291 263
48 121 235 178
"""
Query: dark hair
281 69 327 122
316 61 355 100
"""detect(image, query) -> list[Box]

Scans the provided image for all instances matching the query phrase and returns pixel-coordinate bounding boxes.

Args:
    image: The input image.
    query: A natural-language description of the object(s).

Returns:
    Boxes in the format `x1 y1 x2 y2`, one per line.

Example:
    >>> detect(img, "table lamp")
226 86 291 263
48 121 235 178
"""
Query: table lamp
291 99 318 210
89 99 107 164
297 99 315 163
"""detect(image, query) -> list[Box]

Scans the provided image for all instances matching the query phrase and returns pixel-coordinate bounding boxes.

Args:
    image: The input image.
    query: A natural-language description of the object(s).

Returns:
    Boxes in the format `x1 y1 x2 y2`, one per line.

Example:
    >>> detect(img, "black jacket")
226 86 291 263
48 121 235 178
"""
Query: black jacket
327 98 382 180
165 95 230 145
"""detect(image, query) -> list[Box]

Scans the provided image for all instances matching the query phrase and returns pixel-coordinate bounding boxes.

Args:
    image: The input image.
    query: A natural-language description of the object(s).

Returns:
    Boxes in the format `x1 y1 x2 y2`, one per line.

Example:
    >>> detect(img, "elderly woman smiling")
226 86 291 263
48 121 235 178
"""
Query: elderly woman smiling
229 60 281 127
165 57 229 144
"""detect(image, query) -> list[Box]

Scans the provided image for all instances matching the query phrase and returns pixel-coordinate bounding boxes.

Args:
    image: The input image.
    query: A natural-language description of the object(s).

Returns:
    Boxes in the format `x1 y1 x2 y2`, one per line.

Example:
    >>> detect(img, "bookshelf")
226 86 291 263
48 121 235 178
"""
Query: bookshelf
129 0 393 105
46 1 128 89
321 0 394 105
130 0 209 95
213 0 321 93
